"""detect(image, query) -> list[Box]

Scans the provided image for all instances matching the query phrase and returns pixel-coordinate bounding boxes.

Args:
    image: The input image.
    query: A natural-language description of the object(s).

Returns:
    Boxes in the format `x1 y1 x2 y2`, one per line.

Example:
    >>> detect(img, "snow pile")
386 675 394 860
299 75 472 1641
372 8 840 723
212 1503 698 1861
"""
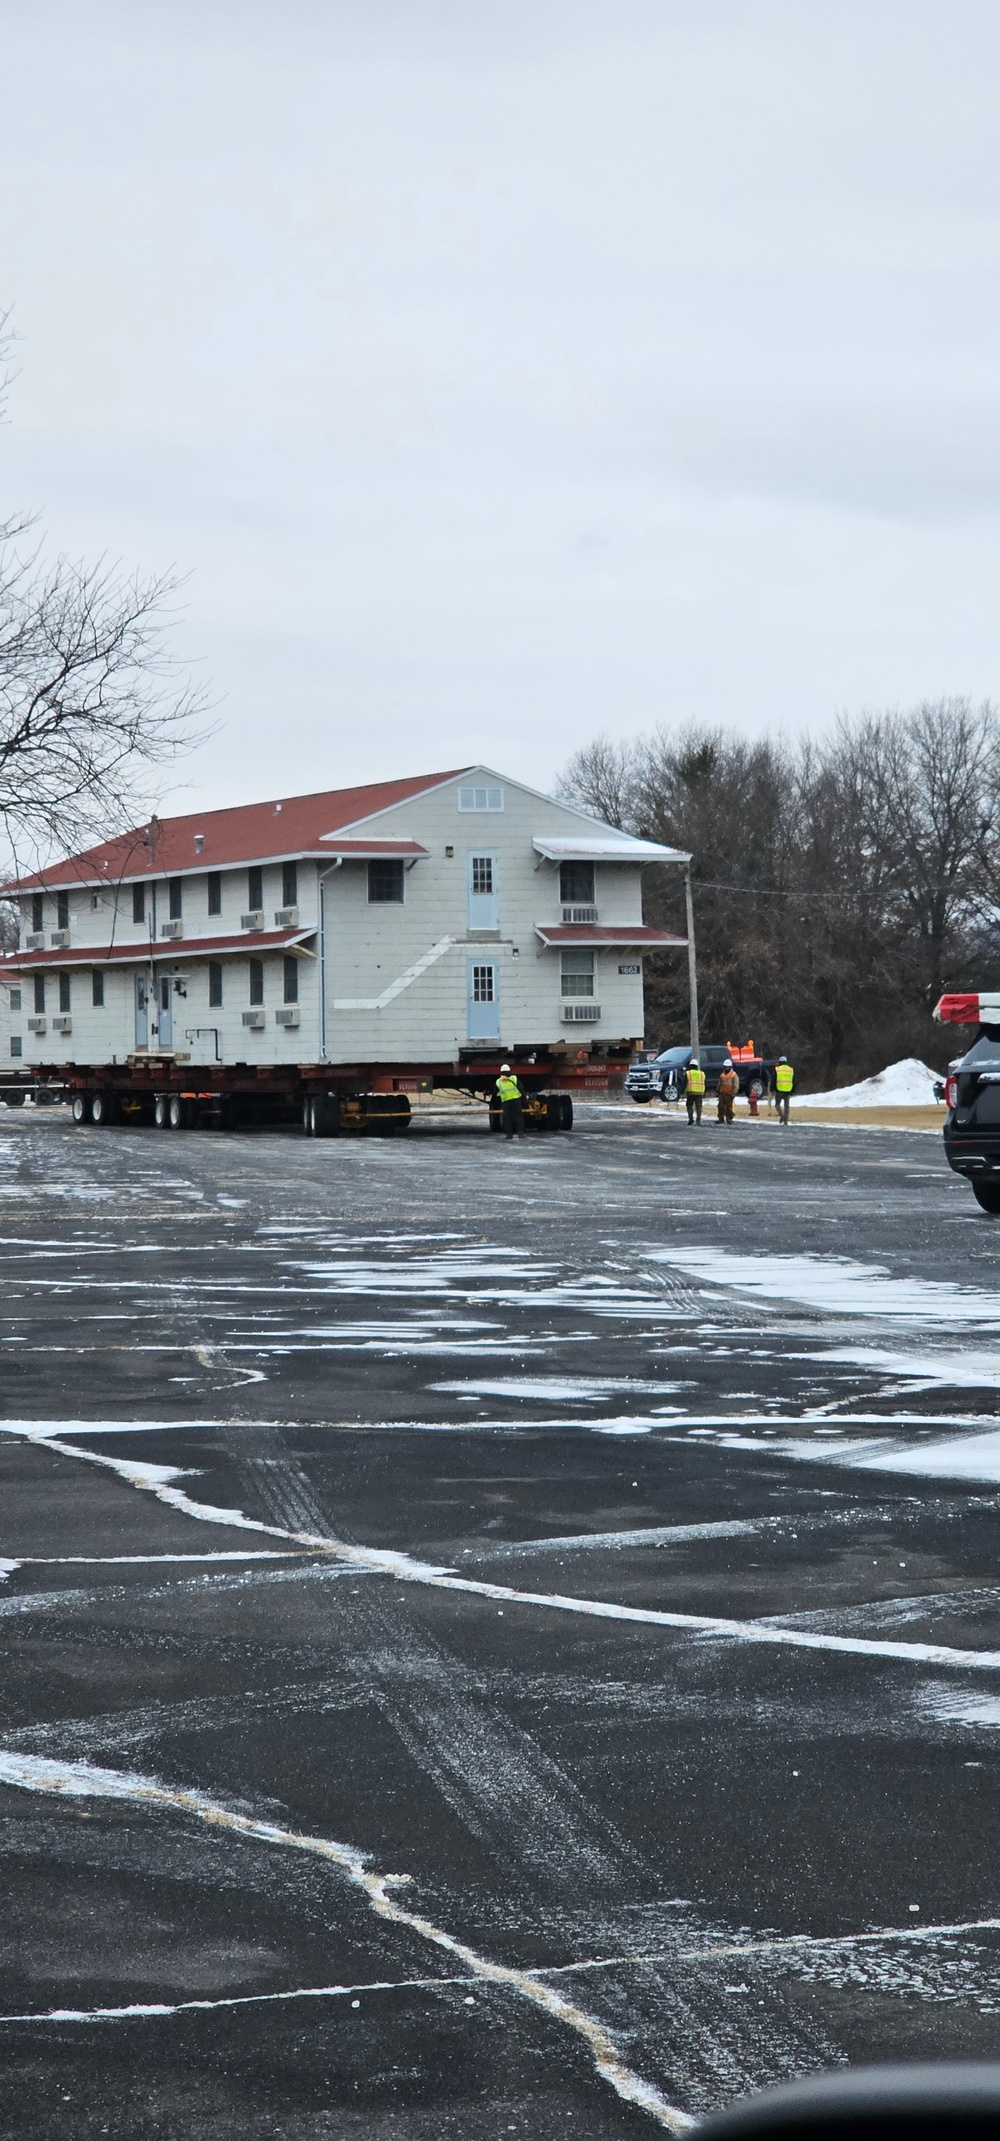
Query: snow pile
796 1057 941 1108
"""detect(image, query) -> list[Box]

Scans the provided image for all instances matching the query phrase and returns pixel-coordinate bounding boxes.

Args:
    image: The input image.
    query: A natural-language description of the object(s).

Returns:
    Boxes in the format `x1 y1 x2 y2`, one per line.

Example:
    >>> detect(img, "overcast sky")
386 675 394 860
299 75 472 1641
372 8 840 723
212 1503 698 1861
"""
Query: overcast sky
2 0 999 813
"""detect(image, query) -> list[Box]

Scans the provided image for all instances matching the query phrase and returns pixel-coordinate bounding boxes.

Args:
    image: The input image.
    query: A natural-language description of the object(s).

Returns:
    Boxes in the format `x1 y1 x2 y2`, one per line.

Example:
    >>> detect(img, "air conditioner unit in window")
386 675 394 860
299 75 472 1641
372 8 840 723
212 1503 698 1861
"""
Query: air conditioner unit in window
160 919 183 939
561 906 598 924
561 1002 601 1023
275 906 299 927
50 929 71 948
275 1007 300 1027
52 1015 72 1034
27 1017 46 1033
25 933 44 951
241 910 265 931
242 1008 265 1029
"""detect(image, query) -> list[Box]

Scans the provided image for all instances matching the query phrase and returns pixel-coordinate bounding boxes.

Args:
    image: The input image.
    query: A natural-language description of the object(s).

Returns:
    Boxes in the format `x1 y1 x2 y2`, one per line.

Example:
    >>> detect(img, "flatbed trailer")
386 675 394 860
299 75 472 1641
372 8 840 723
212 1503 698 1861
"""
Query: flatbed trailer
0 1053 623 1133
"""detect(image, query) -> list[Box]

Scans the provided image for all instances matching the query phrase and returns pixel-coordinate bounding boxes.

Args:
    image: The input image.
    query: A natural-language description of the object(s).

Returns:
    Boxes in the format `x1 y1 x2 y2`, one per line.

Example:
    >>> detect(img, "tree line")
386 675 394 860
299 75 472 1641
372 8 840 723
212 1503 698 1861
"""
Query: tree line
557 700 1000 1086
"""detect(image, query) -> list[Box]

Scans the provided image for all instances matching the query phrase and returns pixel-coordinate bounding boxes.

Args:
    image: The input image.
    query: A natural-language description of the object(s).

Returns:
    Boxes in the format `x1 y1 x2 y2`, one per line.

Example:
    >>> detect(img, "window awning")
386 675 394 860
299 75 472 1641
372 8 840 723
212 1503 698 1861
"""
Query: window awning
533 835 690 865
534 925 687 949
2 927 317 971
317 839 428 860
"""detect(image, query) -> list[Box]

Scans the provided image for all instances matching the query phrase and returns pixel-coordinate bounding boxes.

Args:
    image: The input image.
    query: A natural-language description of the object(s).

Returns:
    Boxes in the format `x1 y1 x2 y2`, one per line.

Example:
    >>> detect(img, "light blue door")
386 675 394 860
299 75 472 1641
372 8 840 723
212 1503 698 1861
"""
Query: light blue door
156 975 173 1050
467 959 500 1041
135 973 149 1048
467 851 499 930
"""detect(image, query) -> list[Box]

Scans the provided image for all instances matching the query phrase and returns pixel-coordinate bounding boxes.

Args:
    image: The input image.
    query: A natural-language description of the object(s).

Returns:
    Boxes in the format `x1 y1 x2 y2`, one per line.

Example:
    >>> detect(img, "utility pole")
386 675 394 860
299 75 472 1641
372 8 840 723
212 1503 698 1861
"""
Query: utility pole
684 864 700 1059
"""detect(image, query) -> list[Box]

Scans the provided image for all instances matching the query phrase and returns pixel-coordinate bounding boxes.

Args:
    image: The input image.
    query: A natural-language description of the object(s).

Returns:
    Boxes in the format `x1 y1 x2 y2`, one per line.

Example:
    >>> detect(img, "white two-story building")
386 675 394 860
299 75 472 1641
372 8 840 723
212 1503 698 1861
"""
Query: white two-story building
1 766 687 1072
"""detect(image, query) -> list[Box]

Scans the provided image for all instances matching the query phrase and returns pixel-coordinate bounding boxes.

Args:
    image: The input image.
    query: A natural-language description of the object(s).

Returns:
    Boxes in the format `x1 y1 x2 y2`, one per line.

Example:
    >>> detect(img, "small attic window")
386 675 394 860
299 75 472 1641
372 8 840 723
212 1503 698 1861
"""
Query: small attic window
458 785 503 812
194 834 205 854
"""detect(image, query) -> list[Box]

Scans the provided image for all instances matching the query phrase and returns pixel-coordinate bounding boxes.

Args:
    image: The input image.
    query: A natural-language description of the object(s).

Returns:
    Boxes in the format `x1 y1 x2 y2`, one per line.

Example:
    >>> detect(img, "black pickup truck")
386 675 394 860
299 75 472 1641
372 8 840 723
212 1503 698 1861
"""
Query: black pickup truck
625 1045 767 1103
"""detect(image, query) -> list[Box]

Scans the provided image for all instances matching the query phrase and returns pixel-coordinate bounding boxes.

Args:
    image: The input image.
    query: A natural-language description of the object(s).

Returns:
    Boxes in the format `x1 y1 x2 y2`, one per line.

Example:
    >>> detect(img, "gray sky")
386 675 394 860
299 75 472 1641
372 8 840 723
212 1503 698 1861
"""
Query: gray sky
2 0 999 812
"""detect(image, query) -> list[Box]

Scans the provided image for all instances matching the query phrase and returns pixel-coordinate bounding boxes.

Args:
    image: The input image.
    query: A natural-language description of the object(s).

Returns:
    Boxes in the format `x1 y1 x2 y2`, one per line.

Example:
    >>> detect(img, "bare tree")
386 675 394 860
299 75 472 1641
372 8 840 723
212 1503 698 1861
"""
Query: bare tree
555 733 637 830
0 314 209 874
557 700 1000 1084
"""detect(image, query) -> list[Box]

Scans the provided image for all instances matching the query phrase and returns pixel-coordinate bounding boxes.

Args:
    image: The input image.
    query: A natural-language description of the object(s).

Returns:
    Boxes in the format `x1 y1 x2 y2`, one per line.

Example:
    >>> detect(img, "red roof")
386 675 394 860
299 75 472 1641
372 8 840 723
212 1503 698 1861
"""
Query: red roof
1 927 314 970
534 924 687 947
6 770 471 891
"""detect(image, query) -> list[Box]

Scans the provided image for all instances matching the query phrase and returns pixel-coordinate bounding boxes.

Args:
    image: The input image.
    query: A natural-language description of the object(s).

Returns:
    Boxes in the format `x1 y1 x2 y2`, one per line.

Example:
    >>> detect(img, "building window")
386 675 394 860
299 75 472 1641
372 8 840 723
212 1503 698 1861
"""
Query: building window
471 855 494 895
9 988 20 1012
33 974 45 1014
207 873 222 916
247 866 263 913
560 949 595 998
209 962 223 1008
282 860 298 908
10 1036 21 1058
59 972 71 1013
471 963 495 1003
283 955 298 1004
168 876 183 920
91 892 102 911
458 785 503 812
31 894 44 934
132 883 146 924
92 970 104 1008
248 957 264 1006
57 890 70 931
368 859 404 903
559 861 595 906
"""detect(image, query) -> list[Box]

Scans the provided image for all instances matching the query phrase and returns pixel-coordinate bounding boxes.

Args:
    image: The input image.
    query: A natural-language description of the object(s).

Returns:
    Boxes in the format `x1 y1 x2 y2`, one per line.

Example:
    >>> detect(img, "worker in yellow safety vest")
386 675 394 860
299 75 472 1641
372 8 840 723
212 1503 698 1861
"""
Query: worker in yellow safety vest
773 1055 794 1125
495 1063 523 1140
685 1057 706 1125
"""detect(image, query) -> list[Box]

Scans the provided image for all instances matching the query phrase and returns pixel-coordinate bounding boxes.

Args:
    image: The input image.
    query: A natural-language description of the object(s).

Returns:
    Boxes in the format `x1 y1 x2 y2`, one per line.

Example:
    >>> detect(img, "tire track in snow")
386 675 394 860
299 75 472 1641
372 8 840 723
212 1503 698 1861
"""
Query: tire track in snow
0 1749 691 2134
231 1435 640 1898
6 1423 1000 1675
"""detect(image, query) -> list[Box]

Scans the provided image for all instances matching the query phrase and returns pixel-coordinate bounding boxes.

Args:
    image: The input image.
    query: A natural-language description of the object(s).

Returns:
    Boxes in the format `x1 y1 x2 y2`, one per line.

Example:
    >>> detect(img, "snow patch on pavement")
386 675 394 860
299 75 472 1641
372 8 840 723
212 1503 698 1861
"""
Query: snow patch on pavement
658 1248 1000 1326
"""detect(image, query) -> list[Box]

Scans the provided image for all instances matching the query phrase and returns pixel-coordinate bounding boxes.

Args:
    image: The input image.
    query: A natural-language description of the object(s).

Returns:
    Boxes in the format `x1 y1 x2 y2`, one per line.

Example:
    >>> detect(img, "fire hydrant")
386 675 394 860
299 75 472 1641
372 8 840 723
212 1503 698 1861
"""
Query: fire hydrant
747 1080 762 1118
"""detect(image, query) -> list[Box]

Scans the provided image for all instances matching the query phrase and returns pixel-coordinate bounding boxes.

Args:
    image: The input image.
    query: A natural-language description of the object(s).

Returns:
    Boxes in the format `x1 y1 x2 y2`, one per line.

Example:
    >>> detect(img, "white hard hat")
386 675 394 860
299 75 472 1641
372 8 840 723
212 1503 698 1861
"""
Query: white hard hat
500 1062 511 1072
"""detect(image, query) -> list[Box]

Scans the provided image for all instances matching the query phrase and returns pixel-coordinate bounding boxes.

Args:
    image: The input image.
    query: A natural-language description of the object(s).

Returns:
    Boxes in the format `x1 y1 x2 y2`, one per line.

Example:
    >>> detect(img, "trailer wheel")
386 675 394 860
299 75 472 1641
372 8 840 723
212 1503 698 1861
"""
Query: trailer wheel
90 1091 114 1127
558 1094 573 1131
305 1094 341 1138
71 1093 88 1126
153 1095 169 1129
168 1095 186 1130
2 1092 25 1107
973 1181 1000 1214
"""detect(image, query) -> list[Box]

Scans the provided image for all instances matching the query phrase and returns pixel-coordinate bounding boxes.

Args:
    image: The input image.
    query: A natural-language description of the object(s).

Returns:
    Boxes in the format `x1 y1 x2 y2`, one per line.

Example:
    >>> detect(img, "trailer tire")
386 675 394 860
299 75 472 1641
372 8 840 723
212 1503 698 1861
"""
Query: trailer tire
168 1095 186 1130
558 1094 573 1131
153 1095 169 1129
90 1091 114 1127
973 1181 1000 1214
305 1094 341 1138
2 1092 25 1107
71 1093 88 1126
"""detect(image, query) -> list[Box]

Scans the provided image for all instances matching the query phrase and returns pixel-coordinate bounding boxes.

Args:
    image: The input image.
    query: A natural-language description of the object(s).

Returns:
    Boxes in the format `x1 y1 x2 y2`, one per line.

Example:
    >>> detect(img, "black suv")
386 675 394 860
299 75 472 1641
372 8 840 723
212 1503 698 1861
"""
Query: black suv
942 1027 1000 1211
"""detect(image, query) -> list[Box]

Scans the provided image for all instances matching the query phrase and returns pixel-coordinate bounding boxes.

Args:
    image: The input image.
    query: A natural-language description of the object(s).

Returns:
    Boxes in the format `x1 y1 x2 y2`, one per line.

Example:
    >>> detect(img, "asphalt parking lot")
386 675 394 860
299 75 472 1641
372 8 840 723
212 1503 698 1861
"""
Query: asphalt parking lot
2 1099 1000 2138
